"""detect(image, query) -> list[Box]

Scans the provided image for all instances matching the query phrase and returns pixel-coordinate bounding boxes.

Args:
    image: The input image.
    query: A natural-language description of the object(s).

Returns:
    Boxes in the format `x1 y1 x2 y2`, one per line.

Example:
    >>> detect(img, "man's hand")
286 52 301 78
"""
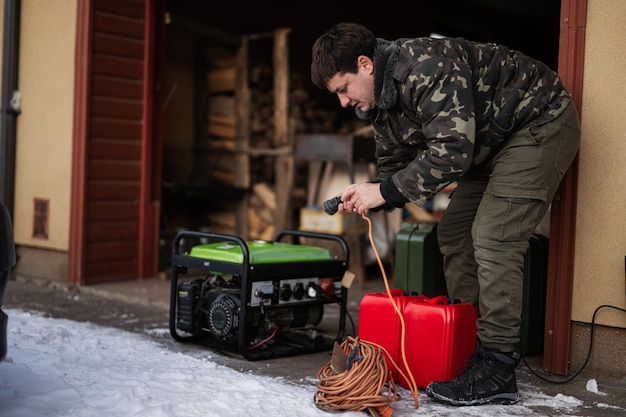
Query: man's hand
338 183 386 214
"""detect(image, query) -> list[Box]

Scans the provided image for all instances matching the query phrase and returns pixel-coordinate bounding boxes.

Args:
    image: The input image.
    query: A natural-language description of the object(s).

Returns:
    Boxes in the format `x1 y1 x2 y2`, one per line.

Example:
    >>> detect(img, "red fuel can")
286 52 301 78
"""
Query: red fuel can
402 296 477 388
358 290 477 389
357 289 422 381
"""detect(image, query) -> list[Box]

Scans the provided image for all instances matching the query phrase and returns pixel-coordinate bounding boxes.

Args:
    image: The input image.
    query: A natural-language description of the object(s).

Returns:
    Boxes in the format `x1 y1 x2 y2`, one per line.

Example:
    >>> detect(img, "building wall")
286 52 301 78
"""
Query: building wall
12 0 77 251
572 0 626 329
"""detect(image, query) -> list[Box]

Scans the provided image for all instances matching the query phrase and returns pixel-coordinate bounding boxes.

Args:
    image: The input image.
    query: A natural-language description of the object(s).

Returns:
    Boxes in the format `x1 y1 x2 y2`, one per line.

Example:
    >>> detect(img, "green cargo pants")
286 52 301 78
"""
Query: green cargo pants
436 102 581 352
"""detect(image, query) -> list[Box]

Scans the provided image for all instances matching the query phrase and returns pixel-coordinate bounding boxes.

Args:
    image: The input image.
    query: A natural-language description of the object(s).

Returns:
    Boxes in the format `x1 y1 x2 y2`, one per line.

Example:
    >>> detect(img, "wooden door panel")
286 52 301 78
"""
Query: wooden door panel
91 97 143 119
87 221 140 241
90 119 142 139
92 54 144 79
87 181 141 200
88 161 141 180
72 0 157 284
93 33 145 58
92 76 143 98
90 140 141 159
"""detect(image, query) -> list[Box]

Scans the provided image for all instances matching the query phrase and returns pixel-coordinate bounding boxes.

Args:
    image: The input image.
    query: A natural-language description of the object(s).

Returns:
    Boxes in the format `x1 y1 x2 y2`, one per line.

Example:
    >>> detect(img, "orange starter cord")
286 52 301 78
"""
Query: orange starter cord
314 212 420 415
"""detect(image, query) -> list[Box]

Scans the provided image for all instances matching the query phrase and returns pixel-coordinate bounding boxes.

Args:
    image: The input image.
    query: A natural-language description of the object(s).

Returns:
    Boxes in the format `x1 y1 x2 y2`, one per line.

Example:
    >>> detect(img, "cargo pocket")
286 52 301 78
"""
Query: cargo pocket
477 183 549 243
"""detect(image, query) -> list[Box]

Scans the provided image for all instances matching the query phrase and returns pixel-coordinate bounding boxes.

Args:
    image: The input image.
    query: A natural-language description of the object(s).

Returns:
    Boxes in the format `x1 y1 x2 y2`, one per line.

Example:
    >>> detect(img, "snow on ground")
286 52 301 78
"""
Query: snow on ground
0 309 617 417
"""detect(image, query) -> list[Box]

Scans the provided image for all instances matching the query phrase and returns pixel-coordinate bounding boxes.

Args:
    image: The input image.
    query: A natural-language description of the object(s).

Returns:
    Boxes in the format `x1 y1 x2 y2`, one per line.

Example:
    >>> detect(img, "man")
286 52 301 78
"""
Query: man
311 22 581 406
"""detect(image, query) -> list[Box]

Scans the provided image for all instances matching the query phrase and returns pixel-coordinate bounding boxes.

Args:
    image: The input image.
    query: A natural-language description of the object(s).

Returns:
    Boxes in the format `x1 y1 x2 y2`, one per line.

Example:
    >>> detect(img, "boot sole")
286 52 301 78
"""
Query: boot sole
425 386 519 406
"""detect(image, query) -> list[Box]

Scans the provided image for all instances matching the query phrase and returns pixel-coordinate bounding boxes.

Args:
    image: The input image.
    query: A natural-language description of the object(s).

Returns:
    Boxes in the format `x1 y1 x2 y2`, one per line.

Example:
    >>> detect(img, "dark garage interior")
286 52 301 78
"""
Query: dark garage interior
156 0 562 261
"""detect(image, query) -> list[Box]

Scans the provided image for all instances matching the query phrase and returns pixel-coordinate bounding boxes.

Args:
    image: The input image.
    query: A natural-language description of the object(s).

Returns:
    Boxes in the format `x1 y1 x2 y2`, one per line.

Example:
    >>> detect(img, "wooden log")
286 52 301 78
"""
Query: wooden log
247 206 264 236
207 67 236 92
249 194 274 223
209 139 235 151
208 114 235 138
208 211 236 229
209 94 235 117
257 224 275 241
252 182 276 212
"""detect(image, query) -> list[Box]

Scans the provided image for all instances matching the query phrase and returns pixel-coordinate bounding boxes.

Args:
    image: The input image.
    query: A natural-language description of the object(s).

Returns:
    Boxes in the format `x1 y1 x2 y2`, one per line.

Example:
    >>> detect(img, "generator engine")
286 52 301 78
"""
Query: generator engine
176 273 334 347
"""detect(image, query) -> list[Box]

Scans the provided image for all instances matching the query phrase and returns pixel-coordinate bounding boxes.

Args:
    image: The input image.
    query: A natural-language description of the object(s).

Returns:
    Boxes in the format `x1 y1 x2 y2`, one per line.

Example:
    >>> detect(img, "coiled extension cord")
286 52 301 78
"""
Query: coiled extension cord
314 213 420 416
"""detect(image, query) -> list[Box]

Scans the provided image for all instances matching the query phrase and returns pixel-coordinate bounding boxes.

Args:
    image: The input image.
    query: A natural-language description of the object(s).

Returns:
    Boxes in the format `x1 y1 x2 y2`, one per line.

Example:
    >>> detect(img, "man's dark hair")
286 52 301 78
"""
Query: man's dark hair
311 22 376 89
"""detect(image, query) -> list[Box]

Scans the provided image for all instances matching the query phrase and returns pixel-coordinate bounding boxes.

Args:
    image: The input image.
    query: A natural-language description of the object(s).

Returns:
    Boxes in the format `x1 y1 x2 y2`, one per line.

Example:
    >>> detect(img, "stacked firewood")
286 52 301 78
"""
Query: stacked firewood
204 43 368 239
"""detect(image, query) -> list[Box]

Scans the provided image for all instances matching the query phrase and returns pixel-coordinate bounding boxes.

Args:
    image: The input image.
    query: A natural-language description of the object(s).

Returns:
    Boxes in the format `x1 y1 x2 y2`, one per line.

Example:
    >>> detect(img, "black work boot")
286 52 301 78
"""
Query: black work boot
425 345 519 406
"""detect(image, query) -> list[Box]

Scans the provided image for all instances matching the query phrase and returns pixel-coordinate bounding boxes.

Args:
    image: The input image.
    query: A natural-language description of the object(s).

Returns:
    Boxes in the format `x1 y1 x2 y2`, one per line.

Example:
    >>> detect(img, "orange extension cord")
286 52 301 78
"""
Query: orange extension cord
314 213 419 416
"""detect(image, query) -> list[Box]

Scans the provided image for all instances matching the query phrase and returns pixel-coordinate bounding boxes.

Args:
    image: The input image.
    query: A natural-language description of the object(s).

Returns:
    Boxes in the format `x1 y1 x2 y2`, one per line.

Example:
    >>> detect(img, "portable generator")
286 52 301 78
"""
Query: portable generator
168 229 349 360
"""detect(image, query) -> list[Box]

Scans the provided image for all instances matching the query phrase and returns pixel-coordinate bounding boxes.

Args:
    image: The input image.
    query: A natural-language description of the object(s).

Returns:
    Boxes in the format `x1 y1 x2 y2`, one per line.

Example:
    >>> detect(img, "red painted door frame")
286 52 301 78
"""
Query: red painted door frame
138 0 162 279
68 0 91 286
543 0 587 375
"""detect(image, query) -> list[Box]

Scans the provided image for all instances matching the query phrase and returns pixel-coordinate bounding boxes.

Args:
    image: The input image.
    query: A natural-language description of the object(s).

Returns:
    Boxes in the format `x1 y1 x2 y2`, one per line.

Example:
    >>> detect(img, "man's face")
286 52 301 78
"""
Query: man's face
326 56 375 112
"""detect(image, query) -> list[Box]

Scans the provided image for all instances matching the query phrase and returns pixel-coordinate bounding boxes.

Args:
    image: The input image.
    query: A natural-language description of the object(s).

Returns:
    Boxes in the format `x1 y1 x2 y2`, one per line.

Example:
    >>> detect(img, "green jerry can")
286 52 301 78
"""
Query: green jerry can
394 223 448 298
394 222 549 356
